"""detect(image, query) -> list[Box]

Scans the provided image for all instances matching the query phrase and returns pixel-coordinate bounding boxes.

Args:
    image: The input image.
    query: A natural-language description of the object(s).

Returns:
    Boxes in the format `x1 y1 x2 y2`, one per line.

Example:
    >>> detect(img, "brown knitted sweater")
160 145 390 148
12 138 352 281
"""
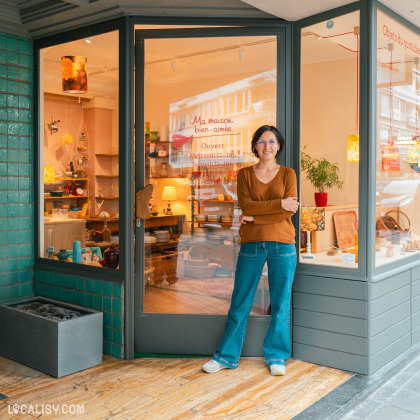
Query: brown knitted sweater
237 165 297 244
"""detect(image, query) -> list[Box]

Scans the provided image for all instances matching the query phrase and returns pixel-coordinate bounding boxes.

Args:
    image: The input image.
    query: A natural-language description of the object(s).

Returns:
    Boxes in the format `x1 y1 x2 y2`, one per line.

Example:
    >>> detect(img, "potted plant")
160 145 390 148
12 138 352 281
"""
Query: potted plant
301 146 344 207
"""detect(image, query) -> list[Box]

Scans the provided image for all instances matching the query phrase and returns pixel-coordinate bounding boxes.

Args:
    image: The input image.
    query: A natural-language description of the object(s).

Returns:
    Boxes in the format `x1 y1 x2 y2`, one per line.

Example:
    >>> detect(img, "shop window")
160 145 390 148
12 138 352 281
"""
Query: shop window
299 11 360 268
375 10 420 267
39 31 120 269
141 34 277 315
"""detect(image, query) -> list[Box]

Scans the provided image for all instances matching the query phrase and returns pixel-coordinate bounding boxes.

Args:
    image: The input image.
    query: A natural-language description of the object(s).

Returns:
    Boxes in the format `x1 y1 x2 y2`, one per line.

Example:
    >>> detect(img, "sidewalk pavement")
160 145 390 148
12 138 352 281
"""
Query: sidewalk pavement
293 350 420 420
343 355 420 420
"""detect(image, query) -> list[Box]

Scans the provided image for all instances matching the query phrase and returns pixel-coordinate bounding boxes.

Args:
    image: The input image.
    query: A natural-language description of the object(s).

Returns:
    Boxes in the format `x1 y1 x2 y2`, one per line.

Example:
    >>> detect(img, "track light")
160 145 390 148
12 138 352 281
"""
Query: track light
238 49 245 62
85 37 93 44
171 60 178 72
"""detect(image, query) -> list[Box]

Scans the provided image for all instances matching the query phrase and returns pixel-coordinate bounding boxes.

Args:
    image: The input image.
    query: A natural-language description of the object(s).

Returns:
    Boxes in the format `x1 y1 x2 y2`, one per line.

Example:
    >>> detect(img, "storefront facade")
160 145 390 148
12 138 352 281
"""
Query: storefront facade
1 1 419 375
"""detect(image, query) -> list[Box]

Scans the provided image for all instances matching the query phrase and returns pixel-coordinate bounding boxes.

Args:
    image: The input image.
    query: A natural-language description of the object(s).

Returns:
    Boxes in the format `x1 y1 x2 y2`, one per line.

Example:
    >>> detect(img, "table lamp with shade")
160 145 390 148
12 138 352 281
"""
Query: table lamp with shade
300 207 325 260
161 186 177 215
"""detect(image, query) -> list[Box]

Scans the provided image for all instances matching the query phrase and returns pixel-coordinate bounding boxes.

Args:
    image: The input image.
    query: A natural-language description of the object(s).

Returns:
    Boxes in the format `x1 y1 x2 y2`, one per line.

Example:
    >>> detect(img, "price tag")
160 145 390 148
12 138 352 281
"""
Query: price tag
342 253 356 264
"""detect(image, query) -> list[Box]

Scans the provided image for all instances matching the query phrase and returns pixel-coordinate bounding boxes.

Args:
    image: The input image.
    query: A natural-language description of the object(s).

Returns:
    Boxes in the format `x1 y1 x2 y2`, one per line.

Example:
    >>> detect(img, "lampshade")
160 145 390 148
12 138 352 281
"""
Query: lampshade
161 186 177 201
62 56 87 94
43 166 55 184
300 207 325 232
347 135 359 162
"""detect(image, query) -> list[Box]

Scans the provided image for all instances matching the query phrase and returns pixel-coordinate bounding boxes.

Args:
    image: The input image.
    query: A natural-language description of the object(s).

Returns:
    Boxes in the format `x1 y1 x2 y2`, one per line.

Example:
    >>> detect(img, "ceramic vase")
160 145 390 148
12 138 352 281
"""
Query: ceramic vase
103 245 119 269
314 192 328 207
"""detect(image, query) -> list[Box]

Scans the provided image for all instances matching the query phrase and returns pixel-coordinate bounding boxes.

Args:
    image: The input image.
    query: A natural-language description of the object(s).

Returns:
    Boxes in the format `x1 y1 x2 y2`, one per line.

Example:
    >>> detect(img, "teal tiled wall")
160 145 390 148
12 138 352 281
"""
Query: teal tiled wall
34 270 124 358
0 31 34 303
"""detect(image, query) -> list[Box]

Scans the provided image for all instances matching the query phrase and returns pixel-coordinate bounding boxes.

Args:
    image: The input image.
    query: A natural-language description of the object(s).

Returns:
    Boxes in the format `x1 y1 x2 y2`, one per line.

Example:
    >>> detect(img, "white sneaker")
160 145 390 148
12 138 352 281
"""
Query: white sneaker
202 360 228 373
270 364 286 376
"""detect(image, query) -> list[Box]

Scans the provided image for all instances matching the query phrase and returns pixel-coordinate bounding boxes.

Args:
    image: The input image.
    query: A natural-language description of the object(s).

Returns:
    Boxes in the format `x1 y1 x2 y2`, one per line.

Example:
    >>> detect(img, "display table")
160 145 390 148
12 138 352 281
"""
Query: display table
44 219 86 257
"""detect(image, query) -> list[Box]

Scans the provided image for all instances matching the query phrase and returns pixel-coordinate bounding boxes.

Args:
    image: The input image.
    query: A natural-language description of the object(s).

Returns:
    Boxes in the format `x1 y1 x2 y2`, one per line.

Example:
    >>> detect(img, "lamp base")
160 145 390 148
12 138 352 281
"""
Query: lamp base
165 202 173 215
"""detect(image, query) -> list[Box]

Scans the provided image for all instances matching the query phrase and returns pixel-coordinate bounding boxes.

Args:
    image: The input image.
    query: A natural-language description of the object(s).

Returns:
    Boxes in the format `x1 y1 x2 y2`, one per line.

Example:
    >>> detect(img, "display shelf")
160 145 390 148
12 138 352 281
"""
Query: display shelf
95 153 119 157
95 175 119 178
197 221 233 226
95 196 118 200
45 195 88 200
55 177 89 181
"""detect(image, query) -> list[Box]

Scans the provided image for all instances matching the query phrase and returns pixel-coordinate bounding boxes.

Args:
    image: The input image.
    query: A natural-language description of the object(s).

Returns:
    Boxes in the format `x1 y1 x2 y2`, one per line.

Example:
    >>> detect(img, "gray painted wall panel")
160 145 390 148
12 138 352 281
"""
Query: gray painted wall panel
413 325 420 346
370 318 411 356
412 309 420 329
370 333 411 374
412 295 420 315
293 309 367 337
293 343 367 374
412 279 420 298
293 326 367 356
293 293 367 319
370 286 410 318
370 302 410 336
369 272 410 300
294 275 367 300
411 265 420 282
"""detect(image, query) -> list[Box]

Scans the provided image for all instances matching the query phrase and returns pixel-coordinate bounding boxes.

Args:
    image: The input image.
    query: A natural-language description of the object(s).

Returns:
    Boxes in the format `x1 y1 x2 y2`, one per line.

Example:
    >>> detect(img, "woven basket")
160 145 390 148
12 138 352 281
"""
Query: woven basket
376 210 410 238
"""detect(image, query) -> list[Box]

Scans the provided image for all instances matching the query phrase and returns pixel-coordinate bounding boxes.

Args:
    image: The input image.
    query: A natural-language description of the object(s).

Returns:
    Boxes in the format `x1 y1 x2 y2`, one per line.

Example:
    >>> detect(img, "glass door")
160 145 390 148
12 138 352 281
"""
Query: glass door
135 27 285 354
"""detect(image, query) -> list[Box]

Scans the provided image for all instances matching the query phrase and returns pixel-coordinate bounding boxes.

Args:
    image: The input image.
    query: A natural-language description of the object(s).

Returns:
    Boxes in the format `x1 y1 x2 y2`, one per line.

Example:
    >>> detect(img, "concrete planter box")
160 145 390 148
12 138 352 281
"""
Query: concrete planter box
0 297 103 378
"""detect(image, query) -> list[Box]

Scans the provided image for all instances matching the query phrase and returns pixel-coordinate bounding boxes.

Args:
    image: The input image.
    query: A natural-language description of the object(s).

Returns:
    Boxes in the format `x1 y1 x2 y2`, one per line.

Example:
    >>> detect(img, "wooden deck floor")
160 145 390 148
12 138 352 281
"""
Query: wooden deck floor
0 355 353 419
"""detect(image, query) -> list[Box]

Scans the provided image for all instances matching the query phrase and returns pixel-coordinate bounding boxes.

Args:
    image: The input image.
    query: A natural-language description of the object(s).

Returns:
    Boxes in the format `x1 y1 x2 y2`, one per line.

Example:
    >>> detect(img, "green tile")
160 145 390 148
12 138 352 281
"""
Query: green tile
19 243 33 257
8 94 18 107
19 229 32 243
0 286 8 301
19 270 31 284
0 245 7 259
111 344 122 359
0 50 6 64
67 276 76 289
0 79 6 93
19 257 33 270
104 326 112 342
19 54 30 67
8 163 18 175
19 68 30 82
85 278 94 293
7 258 19 271
8 245 19 258
8 135 19 148
7 149 19 162
113 282 122 298
103 341 112 356
77 291 85 306
76 277 85 290
85 293 93 308
113 314 122 330
0 35 6 49
103 296 112 312
112 298 122 314
103 311 112 327
7 51 19 65
6 80 18 94
69 290 77 303
103 282 113 296
113 329 123 345
8 231 19 244
6 37 18 52
0 162 6 175
20 282 33 297
93 295 102 310
93 279 103 294
19 216 32 229
9 284 19 298
0 64 5 78
18 40 30 54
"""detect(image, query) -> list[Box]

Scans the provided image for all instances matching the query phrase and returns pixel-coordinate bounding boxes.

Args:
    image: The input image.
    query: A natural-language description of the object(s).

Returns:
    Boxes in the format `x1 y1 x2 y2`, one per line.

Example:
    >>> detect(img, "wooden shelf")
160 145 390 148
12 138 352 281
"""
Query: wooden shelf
54 177 89 181
44 195 88 200
198 221 233 226
96 153 119 157
146 141 171 145
95 175 119 178
95 196 118 200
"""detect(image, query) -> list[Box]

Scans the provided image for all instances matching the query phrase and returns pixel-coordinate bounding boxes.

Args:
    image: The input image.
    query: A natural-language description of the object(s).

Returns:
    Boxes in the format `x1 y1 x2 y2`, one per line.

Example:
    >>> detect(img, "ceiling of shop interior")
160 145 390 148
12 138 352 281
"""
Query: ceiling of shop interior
2 0 418 39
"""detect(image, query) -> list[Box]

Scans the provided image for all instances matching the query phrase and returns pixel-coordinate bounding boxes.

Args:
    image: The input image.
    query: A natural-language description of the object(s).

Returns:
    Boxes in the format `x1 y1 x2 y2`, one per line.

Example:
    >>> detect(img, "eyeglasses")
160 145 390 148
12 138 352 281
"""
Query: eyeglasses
257 139 278 147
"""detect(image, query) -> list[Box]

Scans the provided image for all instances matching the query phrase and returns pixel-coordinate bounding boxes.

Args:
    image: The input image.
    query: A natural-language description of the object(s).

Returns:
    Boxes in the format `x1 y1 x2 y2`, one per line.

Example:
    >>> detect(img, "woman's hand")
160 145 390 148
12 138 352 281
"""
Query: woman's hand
281 197 299 213
239 214 254 224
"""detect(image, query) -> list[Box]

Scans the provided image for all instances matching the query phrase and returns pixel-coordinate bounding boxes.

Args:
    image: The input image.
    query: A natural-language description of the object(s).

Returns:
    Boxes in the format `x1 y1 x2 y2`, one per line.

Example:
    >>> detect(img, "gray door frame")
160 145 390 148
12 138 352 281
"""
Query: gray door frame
134 26 292 355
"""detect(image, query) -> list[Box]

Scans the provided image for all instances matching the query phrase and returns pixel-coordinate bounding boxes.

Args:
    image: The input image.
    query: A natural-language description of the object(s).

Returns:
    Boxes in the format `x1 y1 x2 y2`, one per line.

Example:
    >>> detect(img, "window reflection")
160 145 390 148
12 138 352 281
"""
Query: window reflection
375 11 420 266
143 36 277 315
299 12 360 268
40 31 120 268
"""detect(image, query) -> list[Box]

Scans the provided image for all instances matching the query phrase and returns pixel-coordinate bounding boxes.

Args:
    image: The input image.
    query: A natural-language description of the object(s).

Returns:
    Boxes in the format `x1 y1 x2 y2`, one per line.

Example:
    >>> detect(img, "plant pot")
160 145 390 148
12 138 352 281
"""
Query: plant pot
314 192 328 207
56 249 69 261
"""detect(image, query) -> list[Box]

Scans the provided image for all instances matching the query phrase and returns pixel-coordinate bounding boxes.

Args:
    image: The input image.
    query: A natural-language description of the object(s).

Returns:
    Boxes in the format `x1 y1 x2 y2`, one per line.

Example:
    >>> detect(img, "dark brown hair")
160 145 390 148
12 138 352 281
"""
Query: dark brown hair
251 125 285 159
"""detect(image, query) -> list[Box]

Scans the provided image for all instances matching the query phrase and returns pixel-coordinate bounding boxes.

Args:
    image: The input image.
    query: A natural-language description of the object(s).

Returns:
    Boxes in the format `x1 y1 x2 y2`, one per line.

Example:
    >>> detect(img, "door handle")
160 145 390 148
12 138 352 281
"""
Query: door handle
136 184 154 220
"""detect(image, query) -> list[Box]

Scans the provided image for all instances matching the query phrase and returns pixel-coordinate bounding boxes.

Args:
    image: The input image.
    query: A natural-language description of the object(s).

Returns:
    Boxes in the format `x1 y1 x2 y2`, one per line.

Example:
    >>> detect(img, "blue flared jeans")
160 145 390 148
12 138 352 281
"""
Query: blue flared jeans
213 241 297 368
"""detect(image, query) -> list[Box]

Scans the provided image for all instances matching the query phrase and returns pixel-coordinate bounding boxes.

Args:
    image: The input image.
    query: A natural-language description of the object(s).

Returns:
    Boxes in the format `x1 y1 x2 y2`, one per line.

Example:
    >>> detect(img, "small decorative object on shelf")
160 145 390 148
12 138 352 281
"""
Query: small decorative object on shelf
56 249 69 261
103 245 119 268
73 241 82 263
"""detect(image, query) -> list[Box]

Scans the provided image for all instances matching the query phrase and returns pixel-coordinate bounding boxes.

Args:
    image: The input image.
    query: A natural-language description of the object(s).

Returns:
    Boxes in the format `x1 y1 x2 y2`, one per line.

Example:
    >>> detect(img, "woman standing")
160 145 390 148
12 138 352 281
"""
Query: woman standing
202 125 299 376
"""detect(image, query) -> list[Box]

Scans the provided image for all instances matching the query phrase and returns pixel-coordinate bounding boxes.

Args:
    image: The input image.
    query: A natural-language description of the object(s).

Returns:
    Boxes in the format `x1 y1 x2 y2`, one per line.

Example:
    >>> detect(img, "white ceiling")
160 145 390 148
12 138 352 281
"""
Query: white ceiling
241 0 420 27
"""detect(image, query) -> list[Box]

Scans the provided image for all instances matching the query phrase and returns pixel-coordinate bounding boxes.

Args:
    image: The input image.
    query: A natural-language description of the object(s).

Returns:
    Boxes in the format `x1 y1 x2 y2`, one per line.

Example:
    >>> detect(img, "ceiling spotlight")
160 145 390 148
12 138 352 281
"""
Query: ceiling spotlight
238 49 245 62
85 37 93 44
171 60 178 72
